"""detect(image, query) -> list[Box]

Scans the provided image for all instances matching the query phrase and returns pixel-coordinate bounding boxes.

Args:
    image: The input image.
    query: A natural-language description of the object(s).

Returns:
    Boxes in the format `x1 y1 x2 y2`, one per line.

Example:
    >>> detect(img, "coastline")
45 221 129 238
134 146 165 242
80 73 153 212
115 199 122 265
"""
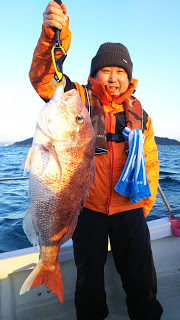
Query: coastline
1 136 180 147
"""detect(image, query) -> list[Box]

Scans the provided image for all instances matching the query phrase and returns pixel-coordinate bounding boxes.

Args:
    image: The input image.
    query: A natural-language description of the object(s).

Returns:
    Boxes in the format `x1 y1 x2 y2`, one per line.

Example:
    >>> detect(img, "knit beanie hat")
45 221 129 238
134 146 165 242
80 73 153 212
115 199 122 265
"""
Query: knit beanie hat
90 42 133 80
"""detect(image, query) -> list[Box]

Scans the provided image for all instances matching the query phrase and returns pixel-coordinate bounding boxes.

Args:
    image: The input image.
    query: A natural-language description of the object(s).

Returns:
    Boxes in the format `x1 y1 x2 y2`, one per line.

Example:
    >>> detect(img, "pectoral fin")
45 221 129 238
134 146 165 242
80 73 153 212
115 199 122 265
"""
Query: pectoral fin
42 142 62 181
23 206 39 246
21 147 33 175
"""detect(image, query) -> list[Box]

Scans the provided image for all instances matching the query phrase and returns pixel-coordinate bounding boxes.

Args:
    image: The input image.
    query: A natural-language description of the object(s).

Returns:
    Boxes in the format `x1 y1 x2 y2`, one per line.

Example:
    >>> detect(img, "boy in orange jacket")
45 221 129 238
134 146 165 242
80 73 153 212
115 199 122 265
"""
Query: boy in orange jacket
29 2 163 319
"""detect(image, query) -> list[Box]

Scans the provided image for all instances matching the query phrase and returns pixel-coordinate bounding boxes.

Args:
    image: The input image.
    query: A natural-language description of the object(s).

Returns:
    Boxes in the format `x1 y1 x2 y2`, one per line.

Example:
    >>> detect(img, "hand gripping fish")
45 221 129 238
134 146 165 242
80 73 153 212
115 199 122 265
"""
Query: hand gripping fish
20 85 95 303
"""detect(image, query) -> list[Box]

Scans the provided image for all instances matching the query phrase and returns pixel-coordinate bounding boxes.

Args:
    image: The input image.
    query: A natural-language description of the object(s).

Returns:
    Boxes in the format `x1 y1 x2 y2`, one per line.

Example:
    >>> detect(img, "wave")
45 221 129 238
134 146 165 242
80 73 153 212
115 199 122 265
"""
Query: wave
5 213 24 220
160 170 178 175
159 176 180 185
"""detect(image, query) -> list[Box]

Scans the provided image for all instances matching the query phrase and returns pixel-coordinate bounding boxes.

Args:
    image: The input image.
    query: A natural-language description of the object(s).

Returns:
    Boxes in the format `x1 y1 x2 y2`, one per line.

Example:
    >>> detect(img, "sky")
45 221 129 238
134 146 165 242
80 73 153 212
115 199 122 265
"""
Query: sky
0 0 180 144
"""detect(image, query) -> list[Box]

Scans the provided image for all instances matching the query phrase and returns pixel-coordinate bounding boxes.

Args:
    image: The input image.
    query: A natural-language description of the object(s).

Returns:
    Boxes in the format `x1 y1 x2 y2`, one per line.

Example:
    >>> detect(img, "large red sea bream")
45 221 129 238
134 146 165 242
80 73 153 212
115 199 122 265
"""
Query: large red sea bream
20 85 95 303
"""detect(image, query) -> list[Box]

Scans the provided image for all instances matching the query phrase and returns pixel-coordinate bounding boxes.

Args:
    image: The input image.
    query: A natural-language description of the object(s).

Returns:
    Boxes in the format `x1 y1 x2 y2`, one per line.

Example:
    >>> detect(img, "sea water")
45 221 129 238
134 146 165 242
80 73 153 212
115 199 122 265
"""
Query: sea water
0 146 180 253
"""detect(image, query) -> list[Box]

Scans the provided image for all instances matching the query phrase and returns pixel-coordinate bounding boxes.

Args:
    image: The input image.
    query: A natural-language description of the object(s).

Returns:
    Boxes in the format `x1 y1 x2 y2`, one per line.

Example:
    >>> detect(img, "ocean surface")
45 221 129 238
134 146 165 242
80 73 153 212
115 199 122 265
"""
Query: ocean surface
0 145 180 253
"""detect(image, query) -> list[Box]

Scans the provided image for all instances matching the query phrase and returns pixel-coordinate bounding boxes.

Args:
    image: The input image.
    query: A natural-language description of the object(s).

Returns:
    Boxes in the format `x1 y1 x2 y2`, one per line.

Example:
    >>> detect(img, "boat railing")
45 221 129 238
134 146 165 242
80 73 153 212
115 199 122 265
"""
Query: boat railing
0 177 29 182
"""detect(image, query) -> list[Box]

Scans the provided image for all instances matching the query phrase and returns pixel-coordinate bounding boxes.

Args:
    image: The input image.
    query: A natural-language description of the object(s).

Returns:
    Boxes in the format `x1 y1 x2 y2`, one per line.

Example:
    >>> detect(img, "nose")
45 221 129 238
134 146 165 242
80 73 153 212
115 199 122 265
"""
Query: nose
108 72 117 82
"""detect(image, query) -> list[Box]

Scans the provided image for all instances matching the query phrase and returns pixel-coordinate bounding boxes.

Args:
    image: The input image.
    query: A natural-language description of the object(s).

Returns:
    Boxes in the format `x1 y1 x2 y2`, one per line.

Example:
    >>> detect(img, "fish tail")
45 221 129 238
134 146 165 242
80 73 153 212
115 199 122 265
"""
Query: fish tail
19 260 64 303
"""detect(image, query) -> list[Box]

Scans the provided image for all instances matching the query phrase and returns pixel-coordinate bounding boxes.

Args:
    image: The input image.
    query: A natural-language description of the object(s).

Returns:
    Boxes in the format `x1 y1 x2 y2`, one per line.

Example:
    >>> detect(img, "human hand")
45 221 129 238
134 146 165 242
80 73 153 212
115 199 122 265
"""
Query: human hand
43 1 68 30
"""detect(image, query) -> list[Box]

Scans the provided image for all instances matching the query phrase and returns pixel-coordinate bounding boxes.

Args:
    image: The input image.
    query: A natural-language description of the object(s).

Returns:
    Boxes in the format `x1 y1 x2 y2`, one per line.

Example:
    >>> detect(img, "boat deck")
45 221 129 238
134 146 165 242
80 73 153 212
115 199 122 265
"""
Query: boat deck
0 218 180 320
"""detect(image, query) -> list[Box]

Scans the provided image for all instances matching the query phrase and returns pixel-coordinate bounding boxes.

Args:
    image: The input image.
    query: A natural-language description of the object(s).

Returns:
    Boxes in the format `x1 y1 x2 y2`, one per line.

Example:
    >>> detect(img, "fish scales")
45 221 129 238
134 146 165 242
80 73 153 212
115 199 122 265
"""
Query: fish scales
20 85 95 303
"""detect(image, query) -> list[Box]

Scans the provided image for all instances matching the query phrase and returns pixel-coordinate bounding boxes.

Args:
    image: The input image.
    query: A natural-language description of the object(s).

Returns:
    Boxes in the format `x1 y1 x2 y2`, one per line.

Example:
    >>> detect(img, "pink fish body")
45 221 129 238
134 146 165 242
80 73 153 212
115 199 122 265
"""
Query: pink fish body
20 85 95 303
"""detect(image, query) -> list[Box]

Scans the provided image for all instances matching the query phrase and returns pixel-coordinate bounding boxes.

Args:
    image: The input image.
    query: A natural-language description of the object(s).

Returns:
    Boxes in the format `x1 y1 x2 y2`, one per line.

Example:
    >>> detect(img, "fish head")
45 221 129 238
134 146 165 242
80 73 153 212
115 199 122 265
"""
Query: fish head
61 88 95 146
37 85 95 148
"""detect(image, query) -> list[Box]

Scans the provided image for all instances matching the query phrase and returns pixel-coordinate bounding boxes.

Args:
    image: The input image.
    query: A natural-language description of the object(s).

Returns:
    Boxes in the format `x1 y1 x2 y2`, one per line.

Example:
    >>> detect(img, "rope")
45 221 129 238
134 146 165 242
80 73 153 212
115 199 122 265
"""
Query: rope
158 184 176 219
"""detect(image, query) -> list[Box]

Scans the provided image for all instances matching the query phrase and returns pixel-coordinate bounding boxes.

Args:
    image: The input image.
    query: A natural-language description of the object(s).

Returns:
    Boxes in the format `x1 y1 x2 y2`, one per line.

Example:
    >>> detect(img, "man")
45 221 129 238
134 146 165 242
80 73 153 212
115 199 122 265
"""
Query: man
29 2 163 319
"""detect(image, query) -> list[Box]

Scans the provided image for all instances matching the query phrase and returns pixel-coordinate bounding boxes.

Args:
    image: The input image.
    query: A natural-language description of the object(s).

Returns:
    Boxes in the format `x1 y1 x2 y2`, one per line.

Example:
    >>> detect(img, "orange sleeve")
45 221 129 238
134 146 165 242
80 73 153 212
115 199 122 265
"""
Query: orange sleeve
143 116 159 217
73 82 87 105
29 20 71 101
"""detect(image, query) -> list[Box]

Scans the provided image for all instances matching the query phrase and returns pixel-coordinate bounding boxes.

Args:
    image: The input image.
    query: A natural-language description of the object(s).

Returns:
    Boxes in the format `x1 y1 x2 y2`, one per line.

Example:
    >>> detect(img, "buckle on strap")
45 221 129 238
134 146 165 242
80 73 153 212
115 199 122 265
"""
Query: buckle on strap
107 133 125 143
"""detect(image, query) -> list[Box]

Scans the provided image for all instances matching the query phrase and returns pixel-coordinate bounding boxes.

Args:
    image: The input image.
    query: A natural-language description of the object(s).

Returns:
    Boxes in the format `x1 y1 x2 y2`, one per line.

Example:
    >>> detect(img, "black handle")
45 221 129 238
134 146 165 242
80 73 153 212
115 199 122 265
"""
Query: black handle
53 0 63 44
51 0 67 83
54 0 62 6
54 0 62 29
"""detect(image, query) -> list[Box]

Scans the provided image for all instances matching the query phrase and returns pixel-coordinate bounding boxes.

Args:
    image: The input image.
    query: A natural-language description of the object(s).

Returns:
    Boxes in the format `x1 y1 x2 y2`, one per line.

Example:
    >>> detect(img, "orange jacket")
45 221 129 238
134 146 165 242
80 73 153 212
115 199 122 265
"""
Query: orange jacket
29 22 159 217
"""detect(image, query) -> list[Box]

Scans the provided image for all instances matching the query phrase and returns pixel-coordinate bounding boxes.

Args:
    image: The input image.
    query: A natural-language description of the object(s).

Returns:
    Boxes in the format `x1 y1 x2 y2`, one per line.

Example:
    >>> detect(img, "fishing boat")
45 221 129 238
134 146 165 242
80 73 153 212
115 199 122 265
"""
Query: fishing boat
0 216 180 320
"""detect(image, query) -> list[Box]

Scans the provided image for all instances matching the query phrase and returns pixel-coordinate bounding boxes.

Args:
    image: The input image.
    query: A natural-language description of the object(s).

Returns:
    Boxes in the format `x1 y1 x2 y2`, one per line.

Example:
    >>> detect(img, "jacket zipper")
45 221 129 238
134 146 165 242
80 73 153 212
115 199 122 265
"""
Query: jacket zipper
107 109 114 214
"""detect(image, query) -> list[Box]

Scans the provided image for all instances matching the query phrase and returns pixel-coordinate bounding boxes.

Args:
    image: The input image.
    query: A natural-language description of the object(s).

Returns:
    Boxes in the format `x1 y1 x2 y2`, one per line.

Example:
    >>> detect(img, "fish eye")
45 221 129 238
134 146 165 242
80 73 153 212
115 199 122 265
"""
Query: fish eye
76 115 84 124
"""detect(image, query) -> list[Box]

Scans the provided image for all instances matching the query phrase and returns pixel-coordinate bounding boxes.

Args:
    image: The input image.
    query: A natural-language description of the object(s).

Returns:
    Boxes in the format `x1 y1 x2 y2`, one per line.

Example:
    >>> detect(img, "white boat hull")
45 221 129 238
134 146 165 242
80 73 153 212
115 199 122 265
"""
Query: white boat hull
0 217 180 320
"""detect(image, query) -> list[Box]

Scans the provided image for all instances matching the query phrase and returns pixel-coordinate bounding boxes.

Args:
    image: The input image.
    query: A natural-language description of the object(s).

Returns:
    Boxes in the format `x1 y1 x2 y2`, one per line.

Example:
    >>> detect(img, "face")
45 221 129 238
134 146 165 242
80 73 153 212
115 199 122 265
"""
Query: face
94 66 129 96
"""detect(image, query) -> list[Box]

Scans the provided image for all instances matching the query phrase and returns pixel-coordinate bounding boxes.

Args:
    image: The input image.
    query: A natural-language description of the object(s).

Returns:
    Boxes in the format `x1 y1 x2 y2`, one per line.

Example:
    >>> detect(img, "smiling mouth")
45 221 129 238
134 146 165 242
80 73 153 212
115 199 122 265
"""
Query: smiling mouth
108 86 119 91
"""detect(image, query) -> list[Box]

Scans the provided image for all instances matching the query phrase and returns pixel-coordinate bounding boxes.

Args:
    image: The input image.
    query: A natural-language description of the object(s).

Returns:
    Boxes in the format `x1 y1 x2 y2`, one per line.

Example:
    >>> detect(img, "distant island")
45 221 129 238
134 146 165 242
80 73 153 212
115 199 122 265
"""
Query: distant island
155 137 180 146
2 136 180 147
11 138 33 147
